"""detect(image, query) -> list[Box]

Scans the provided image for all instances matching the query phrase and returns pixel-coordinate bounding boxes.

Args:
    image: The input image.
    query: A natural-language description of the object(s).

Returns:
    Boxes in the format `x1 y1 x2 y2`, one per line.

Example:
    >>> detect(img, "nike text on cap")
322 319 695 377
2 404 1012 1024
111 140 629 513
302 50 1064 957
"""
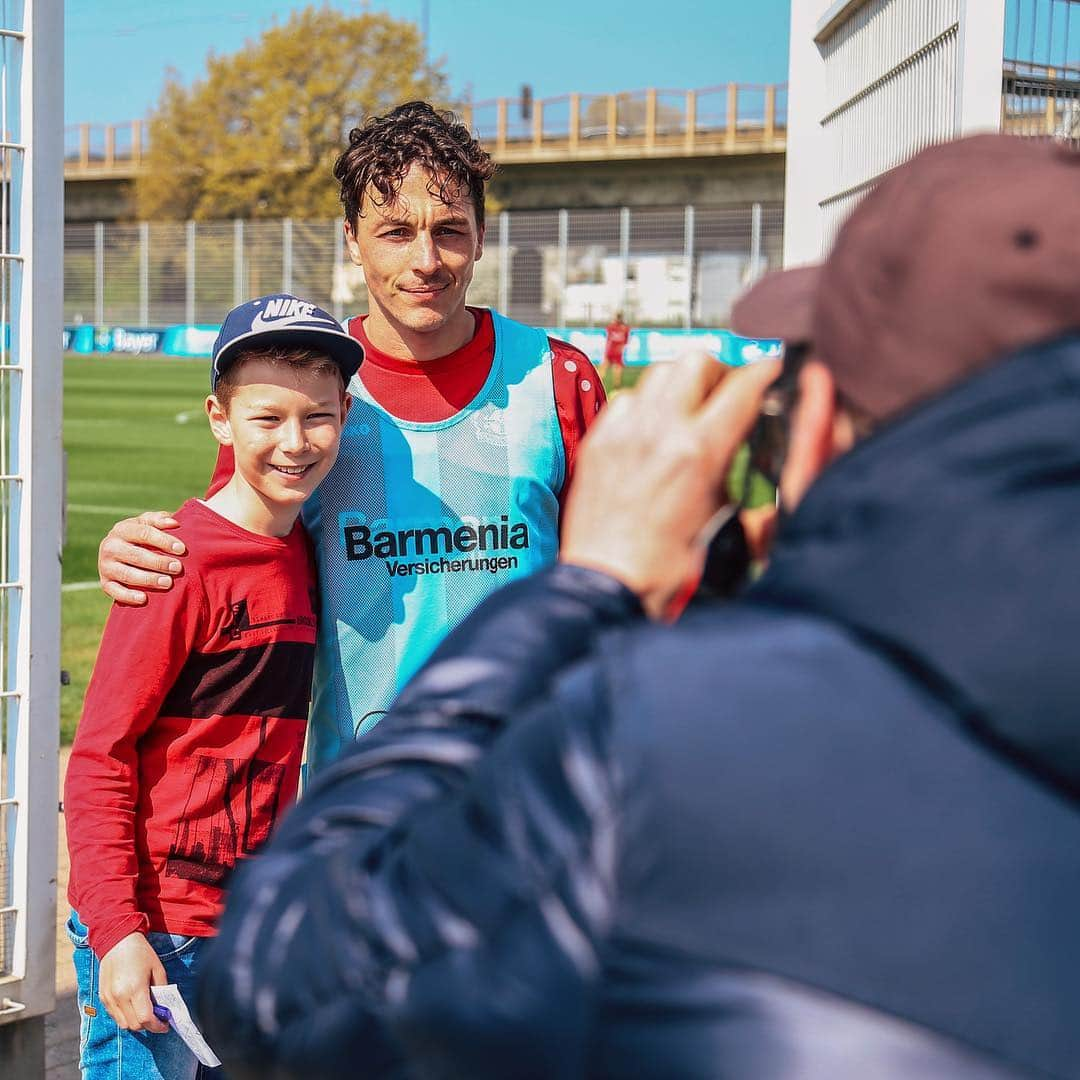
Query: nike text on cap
211 294 364 390
729 134 1080 421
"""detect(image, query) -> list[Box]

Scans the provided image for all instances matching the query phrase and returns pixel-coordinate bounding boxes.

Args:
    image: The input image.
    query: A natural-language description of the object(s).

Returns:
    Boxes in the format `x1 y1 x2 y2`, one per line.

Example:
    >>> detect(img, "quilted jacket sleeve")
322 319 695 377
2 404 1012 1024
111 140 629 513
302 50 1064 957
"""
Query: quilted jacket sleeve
199 564 643 1079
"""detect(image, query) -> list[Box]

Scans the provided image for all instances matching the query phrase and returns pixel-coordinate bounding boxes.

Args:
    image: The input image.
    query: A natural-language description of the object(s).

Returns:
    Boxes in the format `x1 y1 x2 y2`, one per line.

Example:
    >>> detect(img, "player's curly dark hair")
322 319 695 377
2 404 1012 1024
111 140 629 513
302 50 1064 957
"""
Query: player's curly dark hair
333 101 495 229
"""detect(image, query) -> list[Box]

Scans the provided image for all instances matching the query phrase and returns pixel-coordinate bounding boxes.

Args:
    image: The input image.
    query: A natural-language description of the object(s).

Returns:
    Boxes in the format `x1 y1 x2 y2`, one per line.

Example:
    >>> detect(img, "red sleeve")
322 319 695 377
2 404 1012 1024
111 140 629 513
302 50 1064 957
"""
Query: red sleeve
64 567 208 958
548 337 607 521
207 445 234 497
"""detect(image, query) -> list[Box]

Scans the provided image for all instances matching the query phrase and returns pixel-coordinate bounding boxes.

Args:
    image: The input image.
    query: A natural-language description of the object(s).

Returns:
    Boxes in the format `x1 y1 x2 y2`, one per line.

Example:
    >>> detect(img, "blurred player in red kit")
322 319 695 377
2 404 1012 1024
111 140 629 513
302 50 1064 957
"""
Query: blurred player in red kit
601 311 631 389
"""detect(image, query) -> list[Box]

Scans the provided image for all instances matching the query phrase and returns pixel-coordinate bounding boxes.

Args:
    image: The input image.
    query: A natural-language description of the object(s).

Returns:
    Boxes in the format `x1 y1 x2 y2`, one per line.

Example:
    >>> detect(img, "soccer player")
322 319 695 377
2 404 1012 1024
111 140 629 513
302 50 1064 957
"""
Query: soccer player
65 296 359 1078
97 102 604 771
600 310 631 389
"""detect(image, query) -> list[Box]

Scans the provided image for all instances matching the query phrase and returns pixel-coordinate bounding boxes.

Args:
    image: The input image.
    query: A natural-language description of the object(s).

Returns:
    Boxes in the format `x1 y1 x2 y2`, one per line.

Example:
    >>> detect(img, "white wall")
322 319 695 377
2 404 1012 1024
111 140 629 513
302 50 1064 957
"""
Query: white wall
783 0 831 267
956 0 1007 132
784 0 1006 265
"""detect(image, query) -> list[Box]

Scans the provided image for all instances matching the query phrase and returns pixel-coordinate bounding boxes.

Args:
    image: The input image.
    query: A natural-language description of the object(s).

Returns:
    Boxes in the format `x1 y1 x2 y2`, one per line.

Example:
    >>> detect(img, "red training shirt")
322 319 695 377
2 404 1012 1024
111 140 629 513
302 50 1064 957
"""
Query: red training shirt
604 320 631 363
65 500 317 958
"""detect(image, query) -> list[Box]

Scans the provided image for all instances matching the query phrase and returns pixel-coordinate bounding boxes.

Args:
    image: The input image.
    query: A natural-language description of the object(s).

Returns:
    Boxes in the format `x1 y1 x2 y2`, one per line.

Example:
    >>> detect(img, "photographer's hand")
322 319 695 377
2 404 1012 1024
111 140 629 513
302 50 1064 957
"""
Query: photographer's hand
559 352 780 619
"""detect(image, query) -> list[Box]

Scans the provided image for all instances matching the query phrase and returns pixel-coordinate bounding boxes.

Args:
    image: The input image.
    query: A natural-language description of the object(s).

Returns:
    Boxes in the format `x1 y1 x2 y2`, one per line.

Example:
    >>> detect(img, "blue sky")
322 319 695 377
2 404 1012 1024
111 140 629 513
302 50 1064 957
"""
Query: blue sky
65 0 791 125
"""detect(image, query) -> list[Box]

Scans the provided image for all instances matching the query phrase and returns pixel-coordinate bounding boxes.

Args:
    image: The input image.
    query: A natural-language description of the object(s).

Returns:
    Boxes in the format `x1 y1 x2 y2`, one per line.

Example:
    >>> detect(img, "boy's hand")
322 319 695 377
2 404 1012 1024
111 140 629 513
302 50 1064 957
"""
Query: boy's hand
98 512 187 606
98 932 170 1033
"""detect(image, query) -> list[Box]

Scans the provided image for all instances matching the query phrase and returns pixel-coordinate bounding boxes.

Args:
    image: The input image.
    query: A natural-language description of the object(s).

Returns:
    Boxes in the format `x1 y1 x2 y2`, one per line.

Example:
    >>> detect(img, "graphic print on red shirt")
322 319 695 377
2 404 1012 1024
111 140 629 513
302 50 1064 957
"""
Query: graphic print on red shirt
65 500 317 958
167 730 288 885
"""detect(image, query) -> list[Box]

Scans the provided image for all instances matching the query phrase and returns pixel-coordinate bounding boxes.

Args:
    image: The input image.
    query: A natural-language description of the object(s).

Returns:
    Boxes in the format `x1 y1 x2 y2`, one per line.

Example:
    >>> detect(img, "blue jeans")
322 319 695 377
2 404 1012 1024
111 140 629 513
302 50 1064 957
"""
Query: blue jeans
67 911 218 1080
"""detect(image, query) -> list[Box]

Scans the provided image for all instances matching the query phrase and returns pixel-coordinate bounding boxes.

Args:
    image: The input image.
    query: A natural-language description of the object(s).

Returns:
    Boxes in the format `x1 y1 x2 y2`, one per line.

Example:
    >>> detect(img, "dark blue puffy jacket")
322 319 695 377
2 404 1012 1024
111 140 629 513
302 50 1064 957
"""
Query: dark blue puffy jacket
201 335 1080 1079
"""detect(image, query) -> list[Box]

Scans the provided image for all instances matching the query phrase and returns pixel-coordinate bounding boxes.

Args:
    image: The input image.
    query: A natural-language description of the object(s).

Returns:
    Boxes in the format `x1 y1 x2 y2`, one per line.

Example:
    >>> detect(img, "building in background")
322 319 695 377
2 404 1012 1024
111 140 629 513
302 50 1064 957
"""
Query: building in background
64 79 790 336
782 0 1077 263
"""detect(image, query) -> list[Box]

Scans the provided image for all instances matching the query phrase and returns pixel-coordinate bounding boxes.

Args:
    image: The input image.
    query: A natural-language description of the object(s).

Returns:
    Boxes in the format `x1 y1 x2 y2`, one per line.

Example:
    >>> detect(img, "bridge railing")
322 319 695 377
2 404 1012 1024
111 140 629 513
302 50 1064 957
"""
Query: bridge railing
64 82 790 173
70 66 1080 171
1002 59 1080 142
64 119 144 169
463 83 788 155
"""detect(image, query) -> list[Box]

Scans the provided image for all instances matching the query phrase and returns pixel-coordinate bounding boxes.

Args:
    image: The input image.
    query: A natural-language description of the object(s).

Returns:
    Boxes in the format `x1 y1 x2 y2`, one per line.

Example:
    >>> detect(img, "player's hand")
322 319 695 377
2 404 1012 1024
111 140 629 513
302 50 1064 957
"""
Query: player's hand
98 512 187 606
560 351 780 619
98 932 170 1033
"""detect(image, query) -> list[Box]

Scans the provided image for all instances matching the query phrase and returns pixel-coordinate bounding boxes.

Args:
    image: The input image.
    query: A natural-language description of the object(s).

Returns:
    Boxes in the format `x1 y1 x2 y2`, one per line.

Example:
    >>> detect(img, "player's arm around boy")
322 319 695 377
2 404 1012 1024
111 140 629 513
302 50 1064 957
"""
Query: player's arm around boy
63 297 359 1079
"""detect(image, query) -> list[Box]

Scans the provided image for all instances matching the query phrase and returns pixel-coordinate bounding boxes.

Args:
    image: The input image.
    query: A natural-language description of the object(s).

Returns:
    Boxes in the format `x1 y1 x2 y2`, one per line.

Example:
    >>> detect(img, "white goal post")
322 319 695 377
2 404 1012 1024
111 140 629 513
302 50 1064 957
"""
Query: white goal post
0 0 63 1041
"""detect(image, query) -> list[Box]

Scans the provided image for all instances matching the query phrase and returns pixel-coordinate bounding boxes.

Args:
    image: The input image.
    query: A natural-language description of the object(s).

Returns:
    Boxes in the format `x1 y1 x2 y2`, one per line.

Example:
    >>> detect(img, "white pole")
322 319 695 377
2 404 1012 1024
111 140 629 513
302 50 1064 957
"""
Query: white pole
4 0 62 1027
282 217 293 294
956 0 1007 134
333 223 344 323
498 211 509 315
619 206 630 314
185 220 196 326
557 208 568 328
783 0 830 266
750 202 763 282
233 219 244 307
94 220 104 326
139 221 149 326
683 204 694 329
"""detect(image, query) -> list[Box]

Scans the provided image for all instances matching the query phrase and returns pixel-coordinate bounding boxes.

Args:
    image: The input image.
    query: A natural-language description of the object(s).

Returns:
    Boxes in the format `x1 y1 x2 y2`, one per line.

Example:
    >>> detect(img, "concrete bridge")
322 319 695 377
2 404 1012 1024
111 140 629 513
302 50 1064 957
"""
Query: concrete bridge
64 82 788 221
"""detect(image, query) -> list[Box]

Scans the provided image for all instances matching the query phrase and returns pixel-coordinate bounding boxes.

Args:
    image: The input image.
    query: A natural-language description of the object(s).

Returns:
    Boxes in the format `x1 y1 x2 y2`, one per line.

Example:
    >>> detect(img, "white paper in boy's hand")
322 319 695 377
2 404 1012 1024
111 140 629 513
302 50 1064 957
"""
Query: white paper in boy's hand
150 984 222 1068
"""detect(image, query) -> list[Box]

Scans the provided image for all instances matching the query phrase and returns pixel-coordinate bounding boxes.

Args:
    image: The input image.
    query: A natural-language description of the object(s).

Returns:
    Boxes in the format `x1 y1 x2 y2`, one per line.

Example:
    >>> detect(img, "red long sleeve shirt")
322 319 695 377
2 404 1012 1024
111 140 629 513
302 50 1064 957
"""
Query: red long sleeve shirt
65 500 317 958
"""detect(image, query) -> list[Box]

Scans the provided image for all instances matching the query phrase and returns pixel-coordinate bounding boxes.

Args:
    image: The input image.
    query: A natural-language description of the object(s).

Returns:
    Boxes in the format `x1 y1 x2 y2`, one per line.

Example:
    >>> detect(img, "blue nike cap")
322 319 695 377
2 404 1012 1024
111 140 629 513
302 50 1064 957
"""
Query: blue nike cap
211 293 364 390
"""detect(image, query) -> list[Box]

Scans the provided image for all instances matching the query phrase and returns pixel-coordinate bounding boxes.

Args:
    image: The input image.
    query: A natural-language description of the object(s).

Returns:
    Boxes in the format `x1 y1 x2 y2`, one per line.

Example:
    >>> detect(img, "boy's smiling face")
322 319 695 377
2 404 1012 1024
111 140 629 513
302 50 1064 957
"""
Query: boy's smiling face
207 359 350 513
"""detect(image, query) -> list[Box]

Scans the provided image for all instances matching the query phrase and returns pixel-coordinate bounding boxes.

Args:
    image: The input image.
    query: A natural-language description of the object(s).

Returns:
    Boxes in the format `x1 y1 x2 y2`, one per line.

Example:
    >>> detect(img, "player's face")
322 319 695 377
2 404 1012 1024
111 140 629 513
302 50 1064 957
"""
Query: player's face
344 163 484 354
208 362 350 509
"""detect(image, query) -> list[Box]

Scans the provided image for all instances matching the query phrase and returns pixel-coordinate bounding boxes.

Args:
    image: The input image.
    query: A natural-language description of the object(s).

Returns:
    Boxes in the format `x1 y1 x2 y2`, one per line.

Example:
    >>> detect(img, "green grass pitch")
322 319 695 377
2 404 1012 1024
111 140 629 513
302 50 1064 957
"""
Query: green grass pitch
62 353 219 741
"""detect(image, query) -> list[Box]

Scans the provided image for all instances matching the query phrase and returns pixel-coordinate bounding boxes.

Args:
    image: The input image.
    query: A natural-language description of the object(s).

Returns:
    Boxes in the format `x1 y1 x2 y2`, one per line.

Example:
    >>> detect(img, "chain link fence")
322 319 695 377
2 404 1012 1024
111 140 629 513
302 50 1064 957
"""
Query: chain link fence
64 203 784 331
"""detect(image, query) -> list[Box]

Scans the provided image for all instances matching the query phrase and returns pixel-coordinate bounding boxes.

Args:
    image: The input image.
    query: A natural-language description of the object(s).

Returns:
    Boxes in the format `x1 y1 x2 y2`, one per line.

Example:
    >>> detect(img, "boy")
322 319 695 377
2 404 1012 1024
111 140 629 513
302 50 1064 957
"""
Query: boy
64 295 360 1079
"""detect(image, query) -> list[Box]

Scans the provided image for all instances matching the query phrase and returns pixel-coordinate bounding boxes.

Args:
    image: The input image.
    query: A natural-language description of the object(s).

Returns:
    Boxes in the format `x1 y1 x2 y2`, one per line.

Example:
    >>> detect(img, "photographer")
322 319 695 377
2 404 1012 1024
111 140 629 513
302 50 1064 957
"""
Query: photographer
201 135 1080 1079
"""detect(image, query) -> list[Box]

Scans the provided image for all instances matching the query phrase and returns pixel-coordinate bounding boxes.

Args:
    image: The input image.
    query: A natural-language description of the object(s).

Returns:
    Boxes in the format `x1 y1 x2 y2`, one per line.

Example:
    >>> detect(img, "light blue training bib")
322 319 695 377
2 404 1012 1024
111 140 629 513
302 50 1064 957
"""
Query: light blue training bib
303 311 564 770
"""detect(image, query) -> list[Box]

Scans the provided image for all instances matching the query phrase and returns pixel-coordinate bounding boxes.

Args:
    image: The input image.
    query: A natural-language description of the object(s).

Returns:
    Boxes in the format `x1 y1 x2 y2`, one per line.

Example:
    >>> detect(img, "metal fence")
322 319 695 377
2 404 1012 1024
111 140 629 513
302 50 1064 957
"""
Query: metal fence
64 203 784 331
1003 0 1080 140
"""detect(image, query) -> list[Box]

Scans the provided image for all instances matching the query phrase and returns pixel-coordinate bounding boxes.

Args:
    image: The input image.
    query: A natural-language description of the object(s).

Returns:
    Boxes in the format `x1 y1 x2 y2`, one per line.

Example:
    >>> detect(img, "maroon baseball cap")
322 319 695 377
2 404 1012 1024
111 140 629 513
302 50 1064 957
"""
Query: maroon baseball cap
730 265 818 346
733 134 1080 420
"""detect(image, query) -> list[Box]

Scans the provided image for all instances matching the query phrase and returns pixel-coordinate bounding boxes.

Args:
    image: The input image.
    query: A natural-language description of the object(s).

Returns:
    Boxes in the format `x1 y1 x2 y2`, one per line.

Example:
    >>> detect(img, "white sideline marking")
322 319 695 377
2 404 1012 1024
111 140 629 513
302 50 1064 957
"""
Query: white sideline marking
67 503 149 516
61 581 101 593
